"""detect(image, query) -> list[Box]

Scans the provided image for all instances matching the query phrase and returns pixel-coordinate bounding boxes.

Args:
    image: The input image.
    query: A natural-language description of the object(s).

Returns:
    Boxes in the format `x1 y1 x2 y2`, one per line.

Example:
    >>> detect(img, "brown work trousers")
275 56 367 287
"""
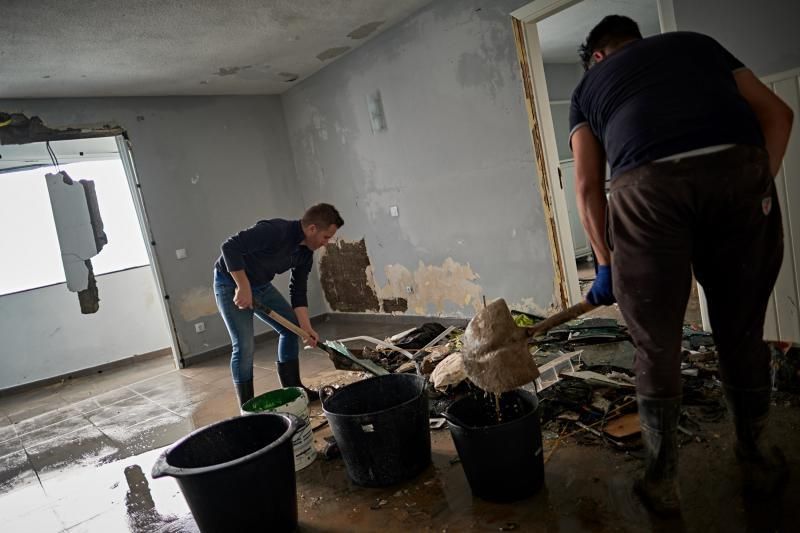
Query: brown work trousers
608 145 784 399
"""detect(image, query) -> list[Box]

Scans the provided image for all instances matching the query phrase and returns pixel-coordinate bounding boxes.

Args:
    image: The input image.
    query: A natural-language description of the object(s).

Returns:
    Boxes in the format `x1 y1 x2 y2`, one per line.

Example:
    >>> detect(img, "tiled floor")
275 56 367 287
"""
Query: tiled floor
0 318 409 532
1 316 798 532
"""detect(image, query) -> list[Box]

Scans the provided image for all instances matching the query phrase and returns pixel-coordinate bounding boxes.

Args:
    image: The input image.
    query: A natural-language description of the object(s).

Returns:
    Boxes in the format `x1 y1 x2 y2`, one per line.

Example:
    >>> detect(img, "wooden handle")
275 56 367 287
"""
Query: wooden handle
254 303 311 342
525 300 596 337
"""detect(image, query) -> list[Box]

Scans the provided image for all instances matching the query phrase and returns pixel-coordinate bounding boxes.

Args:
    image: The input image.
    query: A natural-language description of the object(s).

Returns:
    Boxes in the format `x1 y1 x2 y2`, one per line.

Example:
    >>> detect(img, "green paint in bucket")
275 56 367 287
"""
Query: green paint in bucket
242 387 304 413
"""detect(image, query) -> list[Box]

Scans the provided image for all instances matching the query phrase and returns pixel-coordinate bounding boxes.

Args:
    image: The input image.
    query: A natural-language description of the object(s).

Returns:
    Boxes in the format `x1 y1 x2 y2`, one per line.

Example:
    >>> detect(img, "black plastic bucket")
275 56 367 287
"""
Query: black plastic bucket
444 389 544 502
152 412 300 533
322 374 431 487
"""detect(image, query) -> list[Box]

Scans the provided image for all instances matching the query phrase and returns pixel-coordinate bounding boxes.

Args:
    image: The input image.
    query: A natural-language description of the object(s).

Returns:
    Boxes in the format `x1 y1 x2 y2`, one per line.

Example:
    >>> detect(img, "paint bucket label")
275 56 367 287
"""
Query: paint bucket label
242 387 317 471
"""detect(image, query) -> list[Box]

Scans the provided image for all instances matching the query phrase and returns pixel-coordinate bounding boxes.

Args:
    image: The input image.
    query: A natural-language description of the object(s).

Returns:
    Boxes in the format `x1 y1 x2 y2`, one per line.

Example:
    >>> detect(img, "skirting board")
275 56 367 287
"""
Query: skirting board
0 347 172 397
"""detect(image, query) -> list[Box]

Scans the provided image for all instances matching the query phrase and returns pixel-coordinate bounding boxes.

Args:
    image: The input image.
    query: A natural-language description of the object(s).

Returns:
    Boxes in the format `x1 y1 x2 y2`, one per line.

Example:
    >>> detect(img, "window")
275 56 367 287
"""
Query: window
0 159 149 295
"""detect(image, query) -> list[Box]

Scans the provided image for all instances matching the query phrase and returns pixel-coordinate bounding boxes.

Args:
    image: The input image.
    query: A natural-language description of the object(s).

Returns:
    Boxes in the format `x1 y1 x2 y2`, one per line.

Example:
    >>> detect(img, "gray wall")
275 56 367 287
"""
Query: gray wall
0 96 318 363
0 267 170 390
282 0 558 317
544 63 582 160
673 0 800 77
543 63 582 101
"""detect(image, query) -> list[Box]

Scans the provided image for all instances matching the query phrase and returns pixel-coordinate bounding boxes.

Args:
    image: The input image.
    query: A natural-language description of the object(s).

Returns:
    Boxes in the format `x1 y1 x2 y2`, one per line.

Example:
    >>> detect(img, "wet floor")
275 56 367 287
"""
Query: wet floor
1 317 797 532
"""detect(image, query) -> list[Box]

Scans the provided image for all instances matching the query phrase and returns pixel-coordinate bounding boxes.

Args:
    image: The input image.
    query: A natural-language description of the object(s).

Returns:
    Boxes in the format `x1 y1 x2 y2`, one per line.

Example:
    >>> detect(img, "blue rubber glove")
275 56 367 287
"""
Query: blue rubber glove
587 265 616 306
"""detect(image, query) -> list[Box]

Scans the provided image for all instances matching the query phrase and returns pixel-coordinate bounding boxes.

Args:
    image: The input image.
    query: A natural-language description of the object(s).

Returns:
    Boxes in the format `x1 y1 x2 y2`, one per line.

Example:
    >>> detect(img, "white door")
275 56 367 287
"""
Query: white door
763 68 800 343
559 160 593 258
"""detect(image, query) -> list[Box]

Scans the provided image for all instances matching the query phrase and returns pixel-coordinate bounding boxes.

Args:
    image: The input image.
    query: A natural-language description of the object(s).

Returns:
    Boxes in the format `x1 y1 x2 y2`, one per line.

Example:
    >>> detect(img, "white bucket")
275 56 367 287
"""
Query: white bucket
241 387 316 471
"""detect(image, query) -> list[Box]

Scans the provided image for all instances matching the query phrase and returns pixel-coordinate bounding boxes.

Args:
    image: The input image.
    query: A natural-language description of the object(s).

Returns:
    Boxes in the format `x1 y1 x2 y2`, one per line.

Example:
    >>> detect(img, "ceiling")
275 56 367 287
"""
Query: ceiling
538 0 661 63
0 0 435 98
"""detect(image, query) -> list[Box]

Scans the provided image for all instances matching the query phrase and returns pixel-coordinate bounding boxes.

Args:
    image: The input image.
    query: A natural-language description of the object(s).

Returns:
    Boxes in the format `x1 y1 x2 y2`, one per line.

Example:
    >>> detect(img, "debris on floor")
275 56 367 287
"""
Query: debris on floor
313 313 797 466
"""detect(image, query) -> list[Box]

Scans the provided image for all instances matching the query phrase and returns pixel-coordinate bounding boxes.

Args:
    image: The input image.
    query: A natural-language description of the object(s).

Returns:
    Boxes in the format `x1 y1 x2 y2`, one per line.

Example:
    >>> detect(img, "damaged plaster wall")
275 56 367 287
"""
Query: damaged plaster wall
673 0 800 77
0 96 321 367
0 267 169 390
282 0 556 317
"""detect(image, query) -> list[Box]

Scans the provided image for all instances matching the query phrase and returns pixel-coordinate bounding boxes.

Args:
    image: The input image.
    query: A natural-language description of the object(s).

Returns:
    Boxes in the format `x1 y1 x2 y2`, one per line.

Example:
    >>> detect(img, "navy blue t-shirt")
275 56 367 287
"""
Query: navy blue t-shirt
214 219 313 308
569 31 764 177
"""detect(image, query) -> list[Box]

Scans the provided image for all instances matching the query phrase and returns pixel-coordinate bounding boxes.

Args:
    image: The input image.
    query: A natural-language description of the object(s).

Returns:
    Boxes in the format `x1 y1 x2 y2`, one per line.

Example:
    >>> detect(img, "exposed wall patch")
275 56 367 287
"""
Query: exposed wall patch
316 47 351 61
320 242 495 317
319 239 380 312
381 298 408 313
347 21 385 40
376 259 484 315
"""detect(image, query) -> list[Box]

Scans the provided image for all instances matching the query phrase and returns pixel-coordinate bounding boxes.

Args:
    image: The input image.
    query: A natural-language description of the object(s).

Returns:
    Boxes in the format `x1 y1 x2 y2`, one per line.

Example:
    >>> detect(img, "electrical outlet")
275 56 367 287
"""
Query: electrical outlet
390 205 399 217
194 322 205 333
176 248 187 260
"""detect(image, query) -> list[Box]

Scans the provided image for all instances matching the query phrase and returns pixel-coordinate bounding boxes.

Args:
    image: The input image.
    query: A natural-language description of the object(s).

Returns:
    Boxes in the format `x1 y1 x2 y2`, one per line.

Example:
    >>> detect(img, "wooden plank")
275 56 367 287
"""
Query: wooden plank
603 413 640 439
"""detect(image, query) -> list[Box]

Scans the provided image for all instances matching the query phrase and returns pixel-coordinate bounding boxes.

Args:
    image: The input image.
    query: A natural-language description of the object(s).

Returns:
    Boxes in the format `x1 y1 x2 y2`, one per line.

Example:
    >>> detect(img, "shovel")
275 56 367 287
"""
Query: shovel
461 299 596 393
253 303 389 376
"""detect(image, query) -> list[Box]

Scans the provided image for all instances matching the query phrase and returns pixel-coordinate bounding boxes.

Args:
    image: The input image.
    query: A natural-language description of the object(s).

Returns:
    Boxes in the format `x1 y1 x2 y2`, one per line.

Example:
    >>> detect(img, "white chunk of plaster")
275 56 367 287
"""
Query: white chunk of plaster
46 172 100 292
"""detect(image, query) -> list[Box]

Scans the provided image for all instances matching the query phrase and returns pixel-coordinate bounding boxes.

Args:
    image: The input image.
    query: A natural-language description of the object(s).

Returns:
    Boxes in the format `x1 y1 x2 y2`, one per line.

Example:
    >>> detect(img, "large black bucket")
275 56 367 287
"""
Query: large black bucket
322 374 431 487
444 389 544 502
152 412 300 533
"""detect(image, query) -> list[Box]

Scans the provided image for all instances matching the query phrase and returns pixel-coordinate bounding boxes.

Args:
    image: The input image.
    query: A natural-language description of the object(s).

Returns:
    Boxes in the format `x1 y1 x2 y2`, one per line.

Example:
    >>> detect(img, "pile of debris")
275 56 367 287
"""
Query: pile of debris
321 313 800 453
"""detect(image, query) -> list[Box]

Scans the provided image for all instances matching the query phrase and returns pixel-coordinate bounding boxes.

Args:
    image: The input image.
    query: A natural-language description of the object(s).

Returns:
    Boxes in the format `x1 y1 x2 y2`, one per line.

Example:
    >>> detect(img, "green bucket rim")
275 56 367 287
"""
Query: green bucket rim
242 387 305 413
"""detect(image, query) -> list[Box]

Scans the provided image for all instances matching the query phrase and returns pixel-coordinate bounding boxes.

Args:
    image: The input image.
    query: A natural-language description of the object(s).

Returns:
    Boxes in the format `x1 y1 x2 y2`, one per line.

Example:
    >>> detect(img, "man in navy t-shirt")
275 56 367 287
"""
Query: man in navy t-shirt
569 15 793 515
214 203 343 406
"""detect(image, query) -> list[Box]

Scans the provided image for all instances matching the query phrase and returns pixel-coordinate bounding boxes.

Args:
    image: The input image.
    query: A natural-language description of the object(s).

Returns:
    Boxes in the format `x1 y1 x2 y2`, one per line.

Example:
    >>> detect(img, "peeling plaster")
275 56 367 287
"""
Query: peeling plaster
369 257 484 315
178 287 218 322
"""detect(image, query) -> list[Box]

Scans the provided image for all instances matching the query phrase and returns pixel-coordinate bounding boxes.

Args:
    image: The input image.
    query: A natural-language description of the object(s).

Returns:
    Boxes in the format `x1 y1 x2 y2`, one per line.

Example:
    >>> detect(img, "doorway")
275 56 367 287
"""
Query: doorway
510 0 676 309
0 136 179 391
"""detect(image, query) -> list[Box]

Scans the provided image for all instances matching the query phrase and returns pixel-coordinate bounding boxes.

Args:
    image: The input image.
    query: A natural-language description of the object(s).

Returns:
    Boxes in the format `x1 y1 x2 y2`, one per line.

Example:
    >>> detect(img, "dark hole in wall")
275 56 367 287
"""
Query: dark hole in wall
319 239 380 312
0 112 123 145
381 298 408 313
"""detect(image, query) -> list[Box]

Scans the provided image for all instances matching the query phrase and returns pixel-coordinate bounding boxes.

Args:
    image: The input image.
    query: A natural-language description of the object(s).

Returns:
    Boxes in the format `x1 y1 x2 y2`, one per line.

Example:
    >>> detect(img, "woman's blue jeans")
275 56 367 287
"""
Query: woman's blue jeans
213 270 300 384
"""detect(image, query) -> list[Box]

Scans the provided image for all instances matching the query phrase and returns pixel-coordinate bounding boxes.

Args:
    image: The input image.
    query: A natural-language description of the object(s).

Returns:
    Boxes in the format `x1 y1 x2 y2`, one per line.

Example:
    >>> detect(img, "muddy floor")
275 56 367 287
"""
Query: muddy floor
0 317 797 532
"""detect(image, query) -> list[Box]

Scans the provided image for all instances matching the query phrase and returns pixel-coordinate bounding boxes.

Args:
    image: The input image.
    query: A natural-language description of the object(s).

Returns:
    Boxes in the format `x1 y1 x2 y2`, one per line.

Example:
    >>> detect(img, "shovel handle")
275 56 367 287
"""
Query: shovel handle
253 302 312 343
525 300 596 338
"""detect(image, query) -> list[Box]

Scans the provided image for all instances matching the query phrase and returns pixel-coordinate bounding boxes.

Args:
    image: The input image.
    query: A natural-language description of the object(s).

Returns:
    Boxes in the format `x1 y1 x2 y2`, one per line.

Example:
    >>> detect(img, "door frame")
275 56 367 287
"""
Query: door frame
510 0 677 309
117 135 183 368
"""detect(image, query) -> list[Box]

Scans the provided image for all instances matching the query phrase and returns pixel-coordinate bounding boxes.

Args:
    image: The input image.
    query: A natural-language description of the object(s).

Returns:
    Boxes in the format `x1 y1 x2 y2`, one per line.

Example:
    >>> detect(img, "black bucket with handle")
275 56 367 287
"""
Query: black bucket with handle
151 412 300 533
444 388 544 502
322 374 430 487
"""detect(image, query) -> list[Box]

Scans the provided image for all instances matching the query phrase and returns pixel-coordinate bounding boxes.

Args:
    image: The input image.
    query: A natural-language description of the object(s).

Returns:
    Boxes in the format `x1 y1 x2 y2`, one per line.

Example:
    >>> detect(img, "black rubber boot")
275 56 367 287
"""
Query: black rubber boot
276 360 320 402
234 380 254 408
633 396 682 517
723 385 789 499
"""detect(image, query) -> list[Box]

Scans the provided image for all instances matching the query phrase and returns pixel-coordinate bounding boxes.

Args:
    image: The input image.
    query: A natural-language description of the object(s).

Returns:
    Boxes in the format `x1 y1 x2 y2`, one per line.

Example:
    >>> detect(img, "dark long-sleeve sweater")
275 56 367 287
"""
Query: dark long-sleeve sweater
214 219 312 308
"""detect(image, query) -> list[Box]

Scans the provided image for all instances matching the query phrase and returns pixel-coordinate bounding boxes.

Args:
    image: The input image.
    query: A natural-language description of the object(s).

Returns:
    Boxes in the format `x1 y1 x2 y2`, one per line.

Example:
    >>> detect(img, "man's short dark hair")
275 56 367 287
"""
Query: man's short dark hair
579 15 642 70
302 203 344 228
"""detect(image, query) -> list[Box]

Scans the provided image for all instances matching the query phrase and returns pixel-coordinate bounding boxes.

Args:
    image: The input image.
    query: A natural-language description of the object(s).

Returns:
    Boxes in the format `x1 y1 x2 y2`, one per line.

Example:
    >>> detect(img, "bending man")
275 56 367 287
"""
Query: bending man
214 203 343 406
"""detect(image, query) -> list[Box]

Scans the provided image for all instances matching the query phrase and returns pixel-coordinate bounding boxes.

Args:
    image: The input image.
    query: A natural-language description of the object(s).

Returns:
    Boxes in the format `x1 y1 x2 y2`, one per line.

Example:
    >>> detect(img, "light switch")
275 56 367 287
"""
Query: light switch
390 205 399 217
176 248 187 260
